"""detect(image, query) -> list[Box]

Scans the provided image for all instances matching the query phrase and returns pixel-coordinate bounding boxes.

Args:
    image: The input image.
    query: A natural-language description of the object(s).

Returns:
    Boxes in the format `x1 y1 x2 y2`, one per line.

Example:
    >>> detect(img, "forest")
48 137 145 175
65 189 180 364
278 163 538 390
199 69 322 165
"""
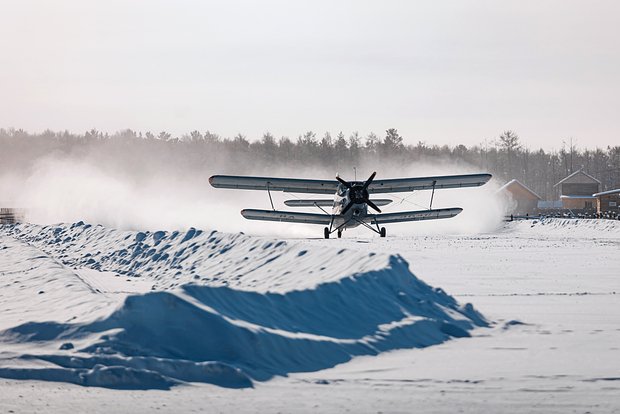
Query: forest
1 127 618 201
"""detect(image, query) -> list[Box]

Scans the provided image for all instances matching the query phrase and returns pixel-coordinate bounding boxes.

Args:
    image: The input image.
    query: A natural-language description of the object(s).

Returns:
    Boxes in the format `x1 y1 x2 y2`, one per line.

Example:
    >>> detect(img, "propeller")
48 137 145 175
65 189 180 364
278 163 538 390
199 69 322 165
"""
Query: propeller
337 171 381 214
336 175 351 188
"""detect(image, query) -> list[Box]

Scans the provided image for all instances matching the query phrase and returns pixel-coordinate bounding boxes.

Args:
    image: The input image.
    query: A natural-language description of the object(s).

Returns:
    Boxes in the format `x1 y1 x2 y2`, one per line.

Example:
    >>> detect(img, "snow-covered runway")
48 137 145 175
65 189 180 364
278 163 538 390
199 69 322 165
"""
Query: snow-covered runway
0 219 619 413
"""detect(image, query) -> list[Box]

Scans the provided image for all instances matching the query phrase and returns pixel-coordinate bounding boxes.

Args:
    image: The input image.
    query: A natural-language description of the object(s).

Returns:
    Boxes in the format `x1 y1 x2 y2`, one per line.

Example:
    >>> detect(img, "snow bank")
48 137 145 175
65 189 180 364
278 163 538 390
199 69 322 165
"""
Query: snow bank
503 218 620 238
4 221 403 292
0 363 179 390
0 223 487 389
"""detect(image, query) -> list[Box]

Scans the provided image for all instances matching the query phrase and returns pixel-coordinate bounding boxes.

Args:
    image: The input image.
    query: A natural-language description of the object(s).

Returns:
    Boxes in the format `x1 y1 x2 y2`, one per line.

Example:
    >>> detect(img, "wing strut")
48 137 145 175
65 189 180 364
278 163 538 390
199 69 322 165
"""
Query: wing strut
429 180 437 209
312 202 331 216
267 182 275 211
350 215 383 235
312 202 338 235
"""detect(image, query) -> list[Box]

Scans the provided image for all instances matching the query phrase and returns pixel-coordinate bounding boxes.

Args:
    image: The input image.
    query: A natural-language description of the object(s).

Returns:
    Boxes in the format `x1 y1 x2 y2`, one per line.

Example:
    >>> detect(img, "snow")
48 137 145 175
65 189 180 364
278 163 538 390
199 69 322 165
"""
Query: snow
0 221 484 390
505 217 620 238
0 218 619 412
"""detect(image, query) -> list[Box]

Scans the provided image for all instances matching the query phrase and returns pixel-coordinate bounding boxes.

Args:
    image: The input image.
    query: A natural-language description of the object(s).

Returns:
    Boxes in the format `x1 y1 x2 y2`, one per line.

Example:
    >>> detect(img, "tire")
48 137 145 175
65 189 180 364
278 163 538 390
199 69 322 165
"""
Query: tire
380 227 386 238
337 230 342 238
324 227 330 239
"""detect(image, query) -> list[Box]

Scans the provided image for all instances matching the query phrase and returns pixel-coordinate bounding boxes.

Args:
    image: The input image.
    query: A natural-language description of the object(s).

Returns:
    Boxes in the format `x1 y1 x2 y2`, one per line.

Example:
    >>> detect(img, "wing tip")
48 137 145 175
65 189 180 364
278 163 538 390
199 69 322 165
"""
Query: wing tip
241 208 269 217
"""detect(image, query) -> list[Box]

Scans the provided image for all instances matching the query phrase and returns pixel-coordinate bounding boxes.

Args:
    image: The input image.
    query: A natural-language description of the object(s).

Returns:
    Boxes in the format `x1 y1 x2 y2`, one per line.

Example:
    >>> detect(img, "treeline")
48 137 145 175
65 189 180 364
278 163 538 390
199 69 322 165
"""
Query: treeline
1 128 619 200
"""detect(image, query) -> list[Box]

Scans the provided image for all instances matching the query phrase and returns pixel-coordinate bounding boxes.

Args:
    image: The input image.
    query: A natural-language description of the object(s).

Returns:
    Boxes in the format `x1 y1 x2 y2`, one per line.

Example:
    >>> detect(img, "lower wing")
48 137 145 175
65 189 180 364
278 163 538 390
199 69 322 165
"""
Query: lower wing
284 198 392 207
241 209 333 225
366 207 463 224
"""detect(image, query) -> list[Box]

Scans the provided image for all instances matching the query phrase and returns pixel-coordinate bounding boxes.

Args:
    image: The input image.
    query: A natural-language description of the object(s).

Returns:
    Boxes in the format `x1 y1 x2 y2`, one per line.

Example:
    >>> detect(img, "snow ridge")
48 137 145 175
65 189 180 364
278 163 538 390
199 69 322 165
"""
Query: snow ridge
0 223 487 389
504 218 620 238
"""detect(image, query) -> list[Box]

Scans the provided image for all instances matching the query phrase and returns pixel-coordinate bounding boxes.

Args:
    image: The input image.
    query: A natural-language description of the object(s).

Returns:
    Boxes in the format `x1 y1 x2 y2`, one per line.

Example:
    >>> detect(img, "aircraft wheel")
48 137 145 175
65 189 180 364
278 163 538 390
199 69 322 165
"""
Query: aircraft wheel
380 227 386 238
337 229 342 238
324 227 330 239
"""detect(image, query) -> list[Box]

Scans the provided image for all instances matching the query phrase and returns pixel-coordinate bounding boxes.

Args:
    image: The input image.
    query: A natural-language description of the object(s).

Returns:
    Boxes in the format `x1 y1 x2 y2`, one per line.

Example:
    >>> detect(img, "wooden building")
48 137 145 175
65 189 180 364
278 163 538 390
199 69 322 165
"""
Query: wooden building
593 188 620 215
497 179 541 215
0 208 25 224
554 170 601 211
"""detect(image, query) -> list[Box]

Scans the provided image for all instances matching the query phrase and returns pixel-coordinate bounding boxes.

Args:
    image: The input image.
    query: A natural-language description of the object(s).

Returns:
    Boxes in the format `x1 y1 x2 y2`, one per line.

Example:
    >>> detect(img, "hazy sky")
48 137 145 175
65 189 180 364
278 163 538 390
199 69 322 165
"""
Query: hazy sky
1 0 618 148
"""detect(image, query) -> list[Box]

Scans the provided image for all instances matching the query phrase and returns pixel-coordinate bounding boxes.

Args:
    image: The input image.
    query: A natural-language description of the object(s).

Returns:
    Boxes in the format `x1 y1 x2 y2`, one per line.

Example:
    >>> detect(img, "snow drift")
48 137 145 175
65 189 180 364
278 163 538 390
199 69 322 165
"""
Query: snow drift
0 223 487 389
504 217 620 238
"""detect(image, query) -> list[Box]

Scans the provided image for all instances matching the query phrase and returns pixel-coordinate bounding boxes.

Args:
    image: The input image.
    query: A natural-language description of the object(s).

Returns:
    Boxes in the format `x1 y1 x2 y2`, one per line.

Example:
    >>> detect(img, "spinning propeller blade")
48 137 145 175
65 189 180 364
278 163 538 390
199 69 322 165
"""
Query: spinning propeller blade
362 171 376 190
366 199 382 213
341 201 354 215
336 176 351 188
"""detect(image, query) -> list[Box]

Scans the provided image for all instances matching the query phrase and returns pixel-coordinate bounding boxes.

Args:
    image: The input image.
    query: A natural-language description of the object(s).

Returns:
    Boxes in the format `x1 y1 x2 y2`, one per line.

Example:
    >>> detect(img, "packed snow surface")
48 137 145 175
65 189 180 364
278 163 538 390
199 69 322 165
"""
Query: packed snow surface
1 218 618 413
0 222 485 390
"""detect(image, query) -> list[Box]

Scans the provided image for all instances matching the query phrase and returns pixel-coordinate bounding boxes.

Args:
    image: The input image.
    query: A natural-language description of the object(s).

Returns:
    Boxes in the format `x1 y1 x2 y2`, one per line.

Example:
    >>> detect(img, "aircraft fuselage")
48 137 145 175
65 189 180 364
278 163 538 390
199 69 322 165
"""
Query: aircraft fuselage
332 183 368 229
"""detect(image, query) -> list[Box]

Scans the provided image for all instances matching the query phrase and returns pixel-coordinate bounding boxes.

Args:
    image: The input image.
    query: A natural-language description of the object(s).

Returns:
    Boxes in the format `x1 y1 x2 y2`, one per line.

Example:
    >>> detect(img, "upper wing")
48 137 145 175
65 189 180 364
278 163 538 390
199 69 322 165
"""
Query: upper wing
367 173 491 194
366 207 463 224
241 209 333 225
210 173 491 194
284 199 335 207
210 175 339 194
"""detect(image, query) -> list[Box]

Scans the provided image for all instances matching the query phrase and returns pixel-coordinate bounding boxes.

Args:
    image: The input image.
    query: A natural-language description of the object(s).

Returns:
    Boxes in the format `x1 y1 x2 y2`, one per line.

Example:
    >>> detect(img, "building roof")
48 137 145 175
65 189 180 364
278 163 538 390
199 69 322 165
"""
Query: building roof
560 195 596 199
497 179 542 200
593 188 620 197
554 169 601 187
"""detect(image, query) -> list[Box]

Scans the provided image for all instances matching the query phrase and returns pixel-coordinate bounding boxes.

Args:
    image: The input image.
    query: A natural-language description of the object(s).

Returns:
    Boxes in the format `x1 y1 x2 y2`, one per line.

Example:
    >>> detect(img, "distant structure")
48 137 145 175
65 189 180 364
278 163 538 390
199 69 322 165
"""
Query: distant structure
554 170 601 211
497 179 541 215
593 189 620 216
0 207 25 224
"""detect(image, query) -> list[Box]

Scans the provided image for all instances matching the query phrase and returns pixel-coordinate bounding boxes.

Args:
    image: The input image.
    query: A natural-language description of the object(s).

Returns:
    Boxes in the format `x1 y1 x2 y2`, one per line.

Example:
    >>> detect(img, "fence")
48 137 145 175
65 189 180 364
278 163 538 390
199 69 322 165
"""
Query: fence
505 211 620 222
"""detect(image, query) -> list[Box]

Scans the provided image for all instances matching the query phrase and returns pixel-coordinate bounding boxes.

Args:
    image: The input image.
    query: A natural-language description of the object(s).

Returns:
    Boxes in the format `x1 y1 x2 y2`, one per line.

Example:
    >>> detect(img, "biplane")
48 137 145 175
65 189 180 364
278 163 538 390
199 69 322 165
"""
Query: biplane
209 171 492 238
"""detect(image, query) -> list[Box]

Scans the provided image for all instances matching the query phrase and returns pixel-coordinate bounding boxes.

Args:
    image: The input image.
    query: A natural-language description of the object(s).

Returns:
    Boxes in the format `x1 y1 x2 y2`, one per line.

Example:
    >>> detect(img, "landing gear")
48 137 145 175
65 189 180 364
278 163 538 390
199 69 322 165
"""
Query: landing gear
324 227 330 239
380 227 386 238
337 229 342 238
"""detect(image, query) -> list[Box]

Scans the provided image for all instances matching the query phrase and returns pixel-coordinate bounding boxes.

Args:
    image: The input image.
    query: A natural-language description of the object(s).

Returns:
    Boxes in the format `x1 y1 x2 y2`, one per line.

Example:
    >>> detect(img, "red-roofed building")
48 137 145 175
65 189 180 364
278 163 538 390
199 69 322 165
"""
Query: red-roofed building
554 170 601 211
497 179 542 215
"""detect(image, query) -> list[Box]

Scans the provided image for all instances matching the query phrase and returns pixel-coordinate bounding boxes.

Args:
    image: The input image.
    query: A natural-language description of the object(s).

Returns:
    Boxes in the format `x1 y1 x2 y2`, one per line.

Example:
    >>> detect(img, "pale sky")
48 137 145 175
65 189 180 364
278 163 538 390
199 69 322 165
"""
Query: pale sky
1 0 619 149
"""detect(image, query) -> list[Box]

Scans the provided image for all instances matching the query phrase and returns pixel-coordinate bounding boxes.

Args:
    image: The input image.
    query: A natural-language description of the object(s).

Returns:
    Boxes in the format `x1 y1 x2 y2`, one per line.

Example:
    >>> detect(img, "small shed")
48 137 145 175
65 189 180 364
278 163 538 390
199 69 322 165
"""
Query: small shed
497 179 542 215
554 170 601 210
592 189 620 215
